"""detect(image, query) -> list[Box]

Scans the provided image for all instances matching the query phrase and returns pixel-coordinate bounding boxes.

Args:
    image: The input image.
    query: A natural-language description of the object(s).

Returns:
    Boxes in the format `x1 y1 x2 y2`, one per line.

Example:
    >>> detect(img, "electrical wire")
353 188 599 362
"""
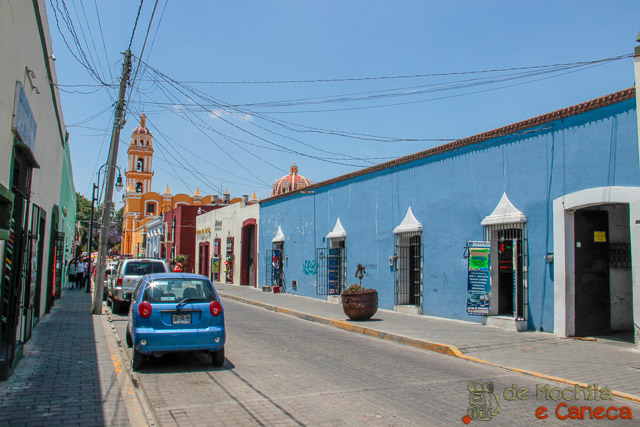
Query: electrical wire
175 54 632 85
128 0 145 51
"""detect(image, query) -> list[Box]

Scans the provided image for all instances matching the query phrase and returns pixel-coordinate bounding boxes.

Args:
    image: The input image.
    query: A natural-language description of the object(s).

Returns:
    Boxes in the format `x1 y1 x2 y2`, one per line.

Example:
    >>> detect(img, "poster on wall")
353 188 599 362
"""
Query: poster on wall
211 257 220 274
327 248 340 294
467 241 491 316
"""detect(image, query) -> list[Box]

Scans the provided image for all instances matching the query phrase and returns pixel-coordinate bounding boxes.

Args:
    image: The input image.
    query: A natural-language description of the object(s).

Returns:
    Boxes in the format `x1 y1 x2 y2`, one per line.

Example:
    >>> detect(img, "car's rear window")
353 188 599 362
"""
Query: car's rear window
124 262 166 276
144 279 215 303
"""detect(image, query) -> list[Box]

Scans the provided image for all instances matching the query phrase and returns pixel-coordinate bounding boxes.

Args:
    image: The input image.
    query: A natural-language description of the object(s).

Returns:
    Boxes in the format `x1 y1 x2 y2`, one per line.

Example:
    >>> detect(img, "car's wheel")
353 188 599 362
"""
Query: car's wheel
132 349 144 370
210 347 225 366
126 328 133 348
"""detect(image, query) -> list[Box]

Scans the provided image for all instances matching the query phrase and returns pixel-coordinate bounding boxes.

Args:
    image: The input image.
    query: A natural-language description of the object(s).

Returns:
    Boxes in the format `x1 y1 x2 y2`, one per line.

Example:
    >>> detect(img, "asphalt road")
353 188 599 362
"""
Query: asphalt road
109 299 640 426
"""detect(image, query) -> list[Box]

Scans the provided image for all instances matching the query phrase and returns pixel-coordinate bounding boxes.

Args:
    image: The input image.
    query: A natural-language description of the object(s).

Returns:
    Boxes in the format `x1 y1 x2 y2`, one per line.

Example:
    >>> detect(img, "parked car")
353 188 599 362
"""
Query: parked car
100 260 119 301
108 258 169 312
126 273 226 370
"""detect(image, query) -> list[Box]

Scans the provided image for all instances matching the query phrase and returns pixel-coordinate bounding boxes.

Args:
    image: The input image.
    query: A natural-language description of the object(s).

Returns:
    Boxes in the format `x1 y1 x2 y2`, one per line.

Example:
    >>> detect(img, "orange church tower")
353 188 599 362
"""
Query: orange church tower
120 114 222 257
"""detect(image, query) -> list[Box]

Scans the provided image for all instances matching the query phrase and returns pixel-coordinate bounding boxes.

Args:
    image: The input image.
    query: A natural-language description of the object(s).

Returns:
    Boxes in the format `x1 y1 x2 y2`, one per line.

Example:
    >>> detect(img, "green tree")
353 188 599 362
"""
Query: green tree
75 193 124 253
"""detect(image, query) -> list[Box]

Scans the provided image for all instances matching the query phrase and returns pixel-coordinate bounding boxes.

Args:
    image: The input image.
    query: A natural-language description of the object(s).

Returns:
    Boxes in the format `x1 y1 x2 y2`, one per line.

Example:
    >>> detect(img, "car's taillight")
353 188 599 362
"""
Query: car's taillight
116 276 123 286
209 301 222 316
139 302 152 318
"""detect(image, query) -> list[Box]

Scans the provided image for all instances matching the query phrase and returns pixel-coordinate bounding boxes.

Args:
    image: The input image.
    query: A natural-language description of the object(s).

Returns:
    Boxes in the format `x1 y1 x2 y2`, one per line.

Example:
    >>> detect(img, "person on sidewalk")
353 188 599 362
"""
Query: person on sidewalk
76 258 86 290
68 259 77 289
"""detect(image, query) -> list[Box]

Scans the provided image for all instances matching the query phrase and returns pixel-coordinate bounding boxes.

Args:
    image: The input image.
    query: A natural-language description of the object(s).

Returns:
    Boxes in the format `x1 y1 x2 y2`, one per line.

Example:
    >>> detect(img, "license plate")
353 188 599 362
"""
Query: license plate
172 313 191 324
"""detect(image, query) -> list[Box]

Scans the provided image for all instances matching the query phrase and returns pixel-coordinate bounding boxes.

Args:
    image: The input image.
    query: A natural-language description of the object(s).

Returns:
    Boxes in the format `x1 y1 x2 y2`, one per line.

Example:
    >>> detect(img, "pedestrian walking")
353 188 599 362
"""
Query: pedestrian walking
76 258 86 290
68 259 77 289
85 259 93 292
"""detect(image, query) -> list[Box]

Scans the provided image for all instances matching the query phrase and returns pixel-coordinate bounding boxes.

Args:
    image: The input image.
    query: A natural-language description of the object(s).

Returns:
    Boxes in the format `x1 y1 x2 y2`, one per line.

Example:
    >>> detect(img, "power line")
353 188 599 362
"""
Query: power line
174 54 633 85
128 0 145 51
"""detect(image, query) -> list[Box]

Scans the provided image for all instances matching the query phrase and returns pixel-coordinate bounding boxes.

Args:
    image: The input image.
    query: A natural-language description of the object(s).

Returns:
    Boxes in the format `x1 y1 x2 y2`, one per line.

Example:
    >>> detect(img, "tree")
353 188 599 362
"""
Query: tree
75 193 124 253
75 193 93 252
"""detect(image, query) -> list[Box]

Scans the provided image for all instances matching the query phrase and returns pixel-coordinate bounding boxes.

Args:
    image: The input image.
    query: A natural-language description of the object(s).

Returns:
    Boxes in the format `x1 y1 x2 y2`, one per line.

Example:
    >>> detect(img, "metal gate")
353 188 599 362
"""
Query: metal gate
54 232 64 299
395 232 423 306
316 247 346 295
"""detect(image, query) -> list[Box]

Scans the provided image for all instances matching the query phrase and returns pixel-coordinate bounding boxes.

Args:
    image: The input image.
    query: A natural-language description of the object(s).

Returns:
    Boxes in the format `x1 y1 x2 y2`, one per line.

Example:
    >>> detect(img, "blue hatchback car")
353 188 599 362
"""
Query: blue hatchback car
126 273 226 370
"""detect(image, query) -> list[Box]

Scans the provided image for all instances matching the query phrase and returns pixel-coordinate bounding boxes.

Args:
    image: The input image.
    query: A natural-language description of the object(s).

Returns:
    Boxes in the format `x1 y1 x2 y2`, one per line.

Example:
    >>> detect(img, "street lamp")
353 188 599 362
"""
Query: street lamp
87 164 123 293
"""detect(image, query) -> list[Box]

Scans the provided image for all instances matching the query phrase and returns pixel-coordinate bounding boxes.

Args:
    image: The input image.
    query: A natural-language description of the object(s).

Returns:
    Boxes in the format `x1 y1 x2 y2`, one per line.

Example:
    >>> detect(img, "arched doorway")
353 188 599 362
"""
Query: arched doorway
554 187 638 345
240 219 257 287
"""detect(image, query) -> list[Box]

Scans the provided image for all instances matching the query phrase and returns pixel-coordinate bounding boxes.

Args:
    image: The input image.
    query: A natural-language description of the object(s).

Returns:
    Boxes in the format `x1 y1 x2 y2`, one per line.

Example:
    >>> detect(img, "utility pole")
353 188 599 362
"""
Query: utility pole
86 183 97 293
92 50 132 314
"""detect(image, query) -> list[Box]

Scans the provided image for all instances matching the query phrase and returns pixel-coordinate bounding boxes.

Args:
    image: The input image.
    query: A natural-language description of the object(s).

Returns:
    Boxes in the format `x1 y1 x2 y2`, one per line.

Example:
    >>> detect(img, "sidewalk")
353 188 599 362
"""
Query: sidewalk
215 283 640 402
0 285 148 426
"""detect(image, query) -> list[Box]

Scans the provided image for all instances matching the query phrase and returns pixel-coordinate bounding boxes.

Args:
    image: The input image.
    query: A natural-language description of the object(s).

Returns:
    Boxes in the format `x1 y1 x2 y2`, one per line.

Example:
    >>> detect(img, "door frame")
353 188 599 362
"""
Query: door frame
240 219 257 287
553 186 640 347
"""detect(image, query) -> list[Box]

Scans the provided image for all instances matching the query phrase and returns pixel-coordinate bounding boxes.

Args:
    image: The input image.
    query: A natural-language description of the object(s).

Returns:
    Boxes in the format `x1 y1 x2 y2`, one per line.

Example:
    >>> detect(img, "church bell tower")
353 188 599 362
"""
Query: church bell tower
125 114 154 193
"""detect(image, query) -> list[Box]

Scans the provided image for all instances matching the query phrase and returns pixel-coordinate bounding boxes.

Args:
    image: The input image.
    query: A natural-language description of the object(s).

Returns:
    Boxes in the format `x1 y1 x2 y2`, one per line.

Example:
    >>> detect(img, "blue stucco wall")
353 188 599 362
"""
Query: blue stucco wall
259 98 639 333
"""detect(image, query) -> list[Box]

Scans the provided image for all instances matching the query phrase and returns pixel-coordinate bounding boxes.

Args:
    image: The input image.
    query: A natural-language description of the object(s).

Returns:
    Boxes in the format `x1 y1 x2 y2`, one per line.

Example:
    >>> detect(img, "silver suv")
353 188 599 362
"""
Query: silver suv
108 258 168 312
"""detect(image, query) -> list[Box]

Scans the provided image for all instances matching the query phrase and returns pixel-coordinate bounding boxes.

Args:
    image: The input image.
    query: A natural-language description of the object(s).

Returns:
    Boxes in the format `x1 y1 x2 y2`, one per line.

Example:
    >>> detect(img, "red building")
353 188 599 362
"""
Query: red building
163 205 217 273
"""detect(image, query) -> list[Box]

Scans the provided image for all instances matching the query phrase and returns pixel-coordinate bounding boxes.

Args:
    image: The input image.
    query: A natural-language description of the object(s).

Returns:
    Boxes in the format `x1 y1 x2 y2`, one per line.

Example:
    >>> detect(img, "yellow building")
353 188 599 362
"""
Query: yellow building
121 114 214 256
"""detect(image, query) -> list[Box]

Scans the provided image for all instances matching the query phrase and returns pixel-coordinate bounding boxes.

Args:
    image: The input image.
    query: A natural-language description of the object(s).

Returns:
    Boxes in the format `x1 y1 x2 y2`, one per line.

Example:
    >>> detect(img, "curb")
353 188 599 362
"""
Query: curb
219 292 640 404
103 306 159 426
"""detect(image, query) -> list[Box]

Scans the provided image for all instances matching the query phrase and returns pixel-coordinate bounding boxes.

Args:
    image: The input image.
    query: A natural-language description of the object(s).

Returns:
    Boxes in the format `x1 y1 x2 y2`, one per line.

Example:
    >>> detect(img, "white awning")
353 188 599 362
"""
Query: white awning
271 226 285 243
481 192 527 226
393 207 423 234
326 218 346 239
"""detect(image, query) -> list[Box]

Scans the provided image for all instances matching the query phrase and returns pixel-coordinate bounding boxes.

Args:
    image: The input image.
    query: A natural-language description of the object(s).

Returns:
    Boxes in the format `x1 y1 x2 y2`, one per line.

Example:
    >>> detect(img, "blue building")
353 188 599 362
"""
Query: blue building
258 88 640 346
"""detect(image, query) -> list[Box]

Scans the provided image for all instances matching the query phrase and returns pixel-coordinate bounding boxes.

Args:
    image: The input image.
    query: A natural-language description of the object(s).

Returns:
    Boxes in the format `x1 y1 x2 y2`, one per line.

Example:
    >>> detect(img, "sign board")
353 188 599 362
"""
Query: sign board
12 81 37 152
467 241 490 316
211 257 220 274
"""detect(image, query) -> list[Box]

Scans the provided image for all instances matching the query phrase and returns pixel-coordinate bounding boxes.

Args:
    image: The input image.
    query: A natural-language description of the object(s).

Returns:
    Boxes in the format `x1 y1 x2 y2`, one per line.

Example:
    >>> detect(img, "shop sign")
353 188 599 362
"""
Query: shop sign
12 81 37 152
467 241 491 316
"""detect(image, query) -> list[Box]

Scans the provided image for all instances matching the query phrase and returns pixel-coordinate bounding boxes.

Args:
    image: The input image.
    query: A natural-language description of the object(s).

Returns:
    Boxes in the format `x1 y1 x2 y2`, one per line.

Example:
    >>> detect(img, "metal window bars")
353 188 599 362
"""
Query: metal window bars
394 231 423 307
316 247 346 295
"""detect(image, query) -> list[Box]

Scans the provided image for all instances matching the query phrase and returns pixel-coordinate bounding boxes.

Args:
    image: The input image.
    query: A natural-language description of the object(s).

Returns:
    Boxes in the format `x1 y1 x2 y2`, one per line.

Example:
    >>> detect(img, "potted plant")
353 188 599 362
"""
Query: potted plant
341 264 378 320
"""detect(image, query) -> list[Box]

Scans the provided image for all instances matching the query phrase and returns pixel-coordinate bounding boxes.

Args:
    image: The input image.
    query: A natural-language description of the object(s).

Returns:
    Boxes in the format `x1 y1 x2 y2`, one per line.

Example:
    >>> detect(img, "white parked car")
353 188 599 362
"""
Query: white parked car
108 258 169 313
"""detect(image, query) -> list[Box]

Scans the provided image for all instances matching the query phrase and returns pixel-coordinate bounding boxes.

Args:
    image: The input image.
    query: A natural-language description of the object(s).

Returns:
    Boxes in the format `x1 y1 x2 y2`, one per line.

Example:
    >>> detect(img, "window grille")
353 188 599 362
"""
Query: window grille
395 231 423 306
316 247 346 295
483 223 528 320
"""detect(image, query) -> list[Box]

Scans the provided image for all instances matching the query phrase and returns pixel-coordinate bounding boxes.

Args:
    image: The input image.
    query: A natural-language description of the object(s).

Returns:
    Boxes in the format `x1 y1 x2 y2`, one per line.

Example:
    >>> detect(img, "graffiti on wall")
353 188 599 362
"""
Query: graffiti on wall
303 259 317 275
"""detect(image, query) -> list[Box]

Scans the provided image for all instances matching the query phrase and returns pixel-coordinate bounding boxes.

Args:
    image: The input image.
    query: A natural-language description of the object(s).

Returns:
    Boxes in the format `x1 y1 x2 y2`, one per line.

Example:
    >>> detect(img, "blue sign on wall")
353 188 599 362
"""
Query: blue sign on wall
467 241 490 316
12 81 37 152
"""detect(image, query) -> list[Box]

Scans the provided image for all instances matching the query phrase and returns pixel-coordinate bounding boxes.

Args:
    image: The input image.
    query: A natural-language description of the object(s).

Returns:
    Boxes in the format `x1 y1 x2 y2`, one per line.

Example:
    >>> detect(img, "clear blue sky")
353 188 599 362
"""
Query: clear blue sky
45 1 640 205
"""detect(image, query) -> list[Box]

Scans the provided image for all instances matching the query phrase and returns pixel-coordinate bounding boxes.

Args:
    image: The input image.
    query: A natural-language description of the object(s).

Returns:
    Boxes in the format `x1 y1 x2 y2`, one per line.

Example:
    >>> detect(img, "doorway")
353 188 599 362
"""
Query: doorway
241 221 256 287
553 188 636 344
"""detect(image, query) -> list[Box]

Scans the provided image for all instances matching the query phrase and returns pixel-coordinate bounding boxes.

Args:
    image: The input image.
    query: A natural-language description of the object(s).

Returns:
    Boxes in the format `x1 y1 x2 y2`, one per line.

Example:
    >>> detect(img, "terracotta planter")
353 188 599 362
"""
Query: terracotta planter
341 291 378 320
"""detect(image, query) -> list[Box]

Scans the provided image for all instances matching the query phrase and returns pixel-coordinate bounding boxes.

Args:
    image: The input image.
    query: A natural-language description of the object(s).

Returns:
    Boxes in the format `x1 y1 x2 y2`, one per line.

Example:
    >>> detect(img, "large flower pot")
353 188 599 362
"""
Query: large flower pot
341 291 378 320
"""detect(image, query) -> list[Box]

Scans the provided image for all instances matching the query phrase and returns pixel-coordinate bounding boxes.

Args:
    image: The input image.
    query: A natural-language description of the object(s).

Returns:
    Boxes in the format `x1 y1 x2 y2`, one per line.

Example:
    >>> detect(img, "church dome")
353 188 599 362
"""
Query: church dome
272 162 311 196
133 113 151 135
